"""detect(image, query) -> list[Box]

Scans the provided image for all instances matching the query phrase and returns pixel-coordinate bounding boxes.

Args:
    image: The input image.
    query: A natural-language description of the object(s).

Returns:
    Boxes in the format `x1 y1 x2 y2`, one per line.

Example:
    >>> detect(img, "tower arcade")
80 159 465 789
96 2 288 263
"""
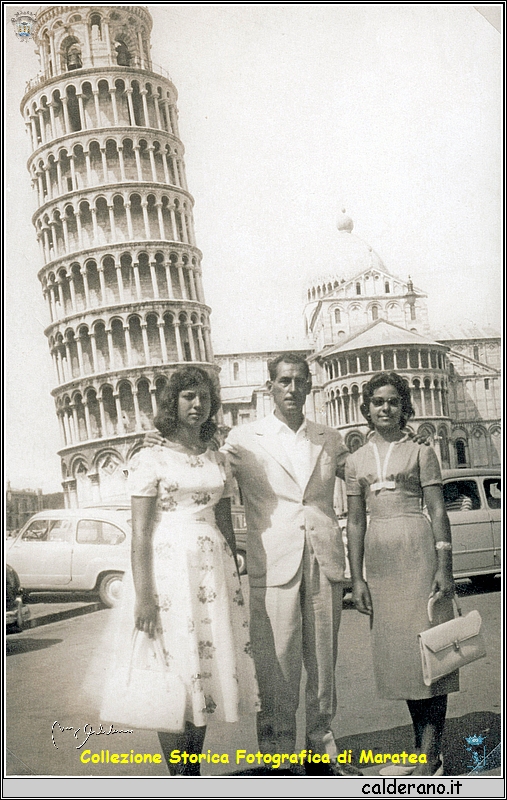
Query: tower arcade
21 5 214 506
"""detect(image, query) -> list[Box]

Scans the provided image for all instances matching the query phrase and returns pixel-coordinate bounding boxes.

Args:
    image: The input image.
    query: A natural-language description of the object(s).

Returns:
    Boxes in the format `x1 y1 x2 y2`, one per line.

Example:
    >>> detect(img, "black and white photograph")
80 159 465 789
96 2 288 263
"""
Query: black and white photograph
4 3 502 796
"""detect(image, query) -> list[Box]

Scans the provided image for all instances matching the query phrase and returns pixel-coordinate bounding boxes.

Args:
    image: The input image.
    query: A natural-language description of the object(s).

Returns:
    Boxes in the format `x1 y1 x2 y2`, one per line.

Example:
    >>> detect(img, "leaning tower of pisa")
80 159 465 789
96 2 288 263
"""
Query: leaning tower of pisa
21 6 216 508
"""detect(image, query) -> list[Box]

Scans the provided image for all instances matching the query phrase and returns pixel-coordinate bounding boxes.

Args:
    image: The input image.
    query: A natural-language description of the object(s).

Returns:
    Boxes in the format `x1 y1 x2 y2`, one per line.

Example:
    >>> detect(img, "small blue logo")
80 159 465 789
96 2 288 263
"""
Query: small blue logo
465 732 488 772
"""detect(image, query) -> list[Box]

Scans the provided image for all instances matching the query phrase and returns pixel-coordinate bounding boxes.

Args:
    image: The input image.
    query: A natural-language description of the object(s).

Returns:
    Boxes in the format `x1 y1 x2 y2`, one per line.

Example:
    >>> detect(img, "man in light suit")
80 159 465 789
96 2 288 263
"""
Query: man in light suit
222 353 361 775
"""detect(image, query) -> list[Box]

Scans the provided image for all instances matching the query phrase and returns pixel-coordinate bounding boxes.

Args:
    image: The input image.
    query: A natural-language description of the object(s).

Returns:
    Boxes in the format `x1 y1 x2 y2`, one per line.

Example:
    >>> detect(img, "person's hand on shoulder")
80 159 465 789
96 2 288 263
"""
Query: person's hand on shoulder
144 430 164 448
406 427 431 446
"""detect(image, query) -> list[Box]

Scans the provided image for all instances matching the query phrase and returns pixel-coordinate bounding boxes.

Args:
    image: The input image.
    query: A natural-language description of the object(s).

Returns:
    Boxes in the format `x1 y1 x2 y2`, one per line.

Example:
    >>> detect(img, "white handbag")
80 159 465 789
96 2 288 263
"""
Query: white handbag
418 596 486 687
101 629 186 732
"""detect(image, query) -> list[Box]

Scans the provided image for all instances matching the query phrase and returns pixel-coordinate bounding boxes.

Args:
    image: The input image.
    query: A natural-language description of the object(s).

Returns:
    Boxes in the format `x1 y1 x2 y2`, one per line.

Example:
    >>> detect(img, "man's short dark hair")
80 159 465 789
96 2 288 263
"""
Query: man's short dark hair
267 353 311 381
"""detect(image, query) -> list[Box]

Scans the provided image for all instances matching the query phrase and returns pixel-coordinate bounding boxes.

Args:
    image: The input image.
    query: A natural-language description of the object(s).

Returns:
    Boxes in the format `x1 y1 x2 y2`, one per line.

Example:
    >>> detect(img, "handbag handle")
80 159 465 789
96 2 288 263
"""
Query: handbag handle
127 628 166 684
427 594 462 624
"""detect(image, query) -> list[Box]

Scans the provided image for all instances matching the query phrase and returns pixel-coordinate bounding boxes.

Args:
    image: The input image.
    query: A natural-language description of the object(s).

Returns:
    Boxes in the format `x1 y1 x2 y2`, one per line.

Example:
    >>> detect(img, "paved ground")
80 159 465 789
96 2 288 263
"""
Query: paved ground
6 581 501 779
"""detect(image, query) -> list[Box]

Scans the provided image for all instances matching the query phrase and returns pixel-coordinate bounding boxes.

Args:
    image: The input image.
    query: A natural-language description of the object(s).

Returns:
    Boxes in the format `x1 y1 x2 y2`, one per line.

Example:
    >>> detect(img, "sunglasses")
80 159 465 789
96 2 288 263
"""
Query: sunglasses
370 396 402 408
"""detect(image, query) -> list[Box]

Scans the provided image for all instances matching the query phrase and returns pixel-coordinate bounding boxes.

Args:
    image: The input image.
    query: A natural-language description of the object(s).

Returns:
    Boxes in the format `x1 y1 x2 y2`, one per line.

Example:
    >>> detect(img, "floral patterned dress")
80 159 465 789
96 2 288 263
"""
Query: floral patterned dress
104 445 260 729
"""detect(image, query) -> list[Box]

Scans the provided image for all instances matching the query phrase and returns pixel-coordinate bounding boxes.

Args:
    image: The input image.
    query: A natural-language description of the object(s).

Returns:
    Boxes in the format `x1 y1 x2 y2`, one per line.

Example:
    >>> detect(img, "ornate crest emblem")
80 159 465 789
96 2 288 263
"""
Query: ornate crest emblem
11 10 37 42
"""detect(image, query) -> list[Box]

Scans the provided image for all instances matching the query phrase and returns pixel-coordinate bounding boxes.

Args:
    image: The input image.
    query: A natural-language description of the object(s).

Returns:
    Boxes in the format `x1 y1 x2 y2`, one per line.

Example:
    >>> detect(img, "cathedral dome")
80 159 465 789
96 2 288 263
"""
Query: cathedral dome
304 213 389 299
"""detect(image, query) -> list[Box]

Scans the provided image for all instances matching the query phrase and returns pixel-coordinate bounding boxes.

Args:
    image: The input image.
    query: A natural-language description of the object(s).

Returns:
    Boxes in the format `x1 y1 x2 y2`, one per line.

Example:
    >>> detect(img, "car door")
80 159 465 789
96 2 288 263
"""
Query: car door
71 518 128 589
443 478 495 577
483 477 501 571
7 517 73 587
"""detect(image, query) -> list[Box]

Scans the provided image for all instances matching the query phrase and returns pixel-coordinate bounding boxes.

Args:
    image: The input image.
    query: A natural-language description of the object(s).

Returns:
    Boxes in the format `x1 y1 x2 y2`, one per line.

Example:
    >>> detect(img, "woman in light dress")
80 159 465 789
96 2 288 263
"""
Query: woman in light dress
103 366 259 776
346 372 457 777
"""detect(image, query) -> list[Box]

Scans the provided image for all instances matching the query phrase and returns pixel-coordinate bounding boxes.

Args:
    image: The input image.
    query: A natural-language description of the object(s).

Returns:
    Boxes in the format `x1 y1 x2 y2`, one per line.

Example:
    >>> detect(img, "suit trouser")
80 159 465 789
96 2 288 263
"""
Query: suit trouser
249 536 342 756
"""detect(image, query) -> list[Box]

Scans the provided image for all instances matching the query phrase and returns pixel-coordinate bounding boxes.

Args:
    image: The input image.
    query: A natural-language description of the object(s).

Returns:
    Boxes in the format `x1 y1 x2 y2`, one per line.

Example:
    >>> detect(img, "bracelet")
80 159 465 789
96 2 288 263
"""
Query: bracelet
435 541 452 551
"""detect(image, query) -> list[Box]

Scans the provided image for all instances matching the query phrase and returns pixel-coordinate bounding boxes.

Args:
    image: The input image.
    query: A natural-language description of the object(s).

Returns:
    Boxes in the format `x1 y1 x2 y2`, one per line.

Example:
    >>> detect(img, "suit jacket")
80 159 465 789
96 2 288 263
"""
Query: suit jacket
222 415 349 588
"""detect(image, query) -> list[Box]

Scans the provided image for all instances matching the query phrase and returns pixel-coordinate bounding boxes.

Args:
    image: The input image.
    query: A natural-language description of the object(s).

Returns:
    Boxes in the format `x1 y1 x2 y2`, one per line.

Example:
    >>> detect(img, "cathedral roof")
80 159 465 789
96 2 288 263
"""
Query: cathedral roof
318 318 445 357
432 323 500 341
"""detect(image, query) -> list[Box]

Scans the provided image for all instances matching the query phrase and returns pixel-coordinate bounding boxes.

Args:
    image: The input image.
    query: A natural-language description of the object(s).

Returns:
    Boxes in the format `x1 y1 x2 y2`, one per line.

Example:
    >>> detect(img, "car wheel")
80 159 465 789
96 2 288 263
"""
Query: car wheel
236 550 247 576
98 572 124 607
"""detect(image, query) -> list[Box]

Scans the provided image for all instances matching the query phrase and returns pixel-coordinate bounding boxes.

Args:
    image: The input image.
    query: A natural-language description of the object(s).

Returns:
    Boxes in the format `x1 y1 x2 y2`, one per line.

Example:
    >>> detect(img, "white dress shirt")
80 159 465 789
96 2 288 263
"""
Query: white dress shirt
265 412 313 491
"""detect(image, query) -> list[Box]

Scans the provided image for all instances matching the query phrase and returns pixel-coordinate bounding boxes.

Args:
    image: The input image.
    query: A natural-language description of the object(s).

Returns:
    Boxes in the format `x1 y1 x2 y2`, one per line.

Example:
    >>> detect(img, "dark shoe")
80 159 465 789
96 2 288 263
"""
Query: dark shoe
305 760 363 777
329 762 364 777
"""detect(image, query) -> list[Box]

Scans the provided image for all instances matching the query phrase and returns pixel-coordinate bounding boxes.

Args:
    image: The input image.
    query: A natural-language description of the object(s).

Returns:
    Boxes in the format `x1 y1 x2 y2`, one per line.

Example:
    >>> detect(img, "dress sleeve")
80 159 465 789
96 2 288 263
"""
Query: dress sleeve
418 445 443 487
128 448 160 497
215 451 235 499
345 453 362 496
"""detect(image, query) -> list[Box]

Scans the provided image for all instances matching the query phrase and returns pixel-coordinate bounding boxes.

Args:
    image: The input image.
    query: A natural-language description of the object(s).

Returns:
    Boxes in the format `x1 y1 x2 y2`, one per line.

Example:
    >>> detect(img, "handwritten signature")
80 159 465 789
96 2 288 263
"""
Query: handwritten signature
52 721 133 749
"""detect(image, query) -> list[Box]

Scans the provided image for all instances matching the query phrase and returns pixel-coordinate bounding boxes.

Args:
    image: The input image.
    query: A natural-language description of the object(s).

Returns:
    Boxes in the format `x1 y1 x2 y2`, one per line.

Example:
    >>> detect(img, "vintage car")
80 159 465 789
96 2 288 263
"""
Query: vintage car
441 468 501 586
232 469 501 589
5 507 131 607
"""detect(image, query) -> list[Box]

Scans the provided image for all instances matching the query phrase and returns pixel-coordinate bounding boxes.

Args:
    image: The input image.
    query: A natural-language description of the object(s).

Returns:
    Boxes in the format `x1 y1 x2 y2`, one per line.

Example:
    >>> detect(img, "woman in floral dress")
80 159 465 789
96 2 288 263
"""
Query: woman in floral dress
103 367 259 775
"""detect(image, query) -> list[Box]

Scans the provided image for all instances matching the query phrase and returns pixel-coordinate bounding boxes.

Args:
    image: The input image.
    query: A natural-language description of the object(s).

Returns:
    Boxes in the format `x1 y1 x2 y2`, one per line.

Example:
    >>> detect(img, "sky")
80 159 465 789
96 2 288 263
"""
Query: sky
4 3 503 492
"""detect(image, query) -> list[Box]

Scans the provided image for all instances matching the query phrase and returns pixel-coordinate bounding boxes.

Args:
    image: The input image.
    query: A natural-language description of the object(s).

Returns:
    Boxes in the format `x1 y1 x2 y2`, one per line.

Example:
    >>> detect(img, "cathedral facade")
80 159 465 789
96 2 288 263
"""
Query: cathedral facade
217 212 501 475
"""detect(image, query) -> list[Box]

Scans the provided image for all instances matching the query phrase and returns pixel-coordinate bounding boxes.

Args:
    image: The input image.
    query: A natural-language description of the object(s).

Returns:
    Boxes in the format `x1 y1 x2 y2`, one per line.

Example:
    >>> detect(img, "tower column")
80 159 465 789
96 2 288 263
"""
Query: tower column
158 321 168 362
83 398 92 440
161 151 170 183
155 202 165 239
60 96 70 133
169 205 178 240
187 323 197 361
132 388 142 431
147 145 157 181
80 265 90 307
108 203 117 241
89 331 98 372
174 322 184 361
178 262 187 298
115 263 125 303
110 88 119 126
165 263 174 298
125 202 134 239
154 96 162 129
84 149 92 185
92 89 101 126
141 199 151 238
55 158 63 195
76 93 87 130
203 326 213 361
90 206 99 244
140 90 150 127
196 324 206 361
98 394 107 434
117 146 126 181
133 145 143 181
114 393 125 435
123 324 133 366
97 265 107 304
48 101 57 139
132 262 142 300
100 146 108 182
126 89 136 126
76 334 85 375
61 216 70 251
150 261 160 298
103 20 112 66
106 327 115 369
141 322 151 364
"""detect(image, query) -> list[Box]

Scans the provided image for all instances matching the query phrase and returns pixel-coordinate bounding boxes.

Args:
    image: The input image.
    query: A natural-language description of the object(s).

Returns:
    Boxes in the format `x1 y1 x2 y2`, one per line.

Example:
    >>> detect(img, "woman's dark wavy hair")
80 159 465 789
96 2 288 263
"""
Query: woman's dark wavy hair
154 367 221 442
360 371 414 430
